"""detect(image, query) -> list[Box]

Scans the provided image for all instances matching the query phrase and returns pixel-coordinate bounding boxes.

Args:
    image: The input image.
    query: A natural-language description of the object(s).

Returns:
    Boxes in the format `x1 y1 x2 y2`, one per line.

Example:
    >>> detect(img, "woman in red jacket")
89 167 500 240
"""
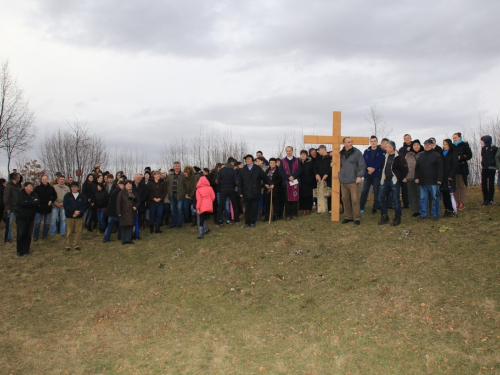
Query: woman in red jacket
195 176 215 239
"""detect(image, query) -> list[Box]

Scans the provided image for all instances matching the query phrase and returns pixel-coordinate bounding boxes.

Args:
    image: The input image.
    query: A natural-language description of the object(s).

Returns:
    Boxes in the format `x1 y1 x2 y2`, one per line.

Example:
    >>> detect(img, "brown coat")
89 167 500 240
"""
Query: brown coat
116 189 137 226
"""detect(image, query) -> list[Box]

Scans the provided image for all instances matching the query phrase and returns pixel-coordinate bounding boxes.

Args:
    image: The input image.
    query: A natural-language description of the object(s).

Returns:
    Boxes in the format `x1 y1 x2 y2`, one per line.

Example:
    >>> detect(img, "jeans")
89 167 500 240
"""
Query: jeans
419 184 440 218
149 204 164 226
34 213 51 240
97 209 107 230
360 175 381 211
50 206 66 235
170 193 184 227
378 180 402 218
7 211 16 241
103 216 121 242
182 199 191 221
217 189 239 223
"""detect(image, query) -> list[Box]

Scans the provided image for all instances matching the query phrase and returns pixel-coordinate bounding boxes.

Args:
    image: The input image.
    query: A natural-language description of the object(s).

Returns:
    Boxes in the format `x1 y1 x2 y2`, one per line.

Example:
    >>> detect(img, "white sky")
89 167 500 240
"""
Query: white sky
1 0 500 173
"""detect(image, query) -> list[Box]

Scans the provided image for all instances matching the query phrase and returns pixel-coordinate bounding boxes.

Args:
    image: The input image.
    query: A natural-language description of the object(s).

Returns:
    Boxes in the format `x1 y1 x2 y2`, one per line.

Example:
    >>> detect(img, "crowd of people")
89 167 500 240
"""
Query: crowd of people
1 132 499 257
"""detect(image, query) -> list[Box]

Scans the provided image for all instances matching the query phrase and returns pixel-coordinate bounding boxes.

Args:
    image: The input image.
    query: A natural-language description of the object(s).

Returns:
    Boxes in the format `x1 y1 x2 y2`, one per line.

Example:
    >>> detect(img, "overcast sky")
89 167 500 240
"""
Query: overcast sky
1 0 499 171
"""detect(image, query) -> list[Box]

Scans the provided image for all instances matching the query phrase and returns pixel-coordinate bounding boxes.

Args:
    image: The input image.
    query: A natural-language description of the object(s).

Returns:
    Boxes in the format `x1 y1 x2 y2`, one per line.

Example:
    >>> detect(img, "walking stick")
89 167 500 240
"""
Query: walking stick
269 188 273 224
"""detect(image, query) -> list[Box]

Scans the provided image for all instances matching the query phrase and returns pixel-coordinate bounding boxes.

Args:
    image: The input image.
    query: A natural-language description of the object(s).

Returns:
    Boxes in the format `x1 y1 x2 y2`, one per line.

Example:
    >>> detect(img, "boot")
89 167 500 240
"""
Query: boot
155 225 163 233
191 216 197 227
150 226 154 234
203 221 210 235
391 216 401 226
197 226 204 239
378 214 390 225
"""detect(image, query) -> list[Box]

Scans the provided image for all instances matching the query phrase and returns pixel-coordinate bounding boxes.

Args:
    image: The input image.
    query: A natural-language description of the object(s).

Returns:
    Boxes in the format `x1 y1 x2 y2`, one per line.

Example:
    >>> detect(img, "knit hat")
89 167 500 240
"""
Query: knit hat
481 135 493 147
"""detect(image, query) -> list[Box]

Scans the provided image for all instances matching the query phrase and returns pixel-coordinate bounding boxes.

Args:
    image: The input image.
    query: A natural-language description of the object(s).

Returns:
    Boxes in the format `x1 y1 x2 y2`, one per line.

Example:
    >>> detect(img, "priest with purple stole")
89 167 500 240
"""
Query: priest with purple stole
279 146 302 220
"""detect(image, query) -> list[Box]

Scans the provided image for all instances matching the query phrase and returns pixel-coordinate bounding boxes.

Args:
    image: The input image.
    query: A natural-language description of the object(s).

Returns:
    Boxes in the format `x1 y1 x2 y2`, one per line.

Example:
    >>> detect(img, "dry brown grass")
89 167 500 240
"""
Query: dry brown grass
1 186 499 374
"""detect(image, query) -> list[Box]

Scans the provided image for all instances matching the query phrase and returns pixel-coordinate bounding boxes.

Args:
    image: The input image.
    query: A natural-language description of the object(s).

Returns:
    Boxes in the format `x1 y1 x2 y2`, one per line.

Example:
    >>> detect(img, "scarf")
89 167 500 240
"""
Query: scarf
453 139 463 147
443 150 449 156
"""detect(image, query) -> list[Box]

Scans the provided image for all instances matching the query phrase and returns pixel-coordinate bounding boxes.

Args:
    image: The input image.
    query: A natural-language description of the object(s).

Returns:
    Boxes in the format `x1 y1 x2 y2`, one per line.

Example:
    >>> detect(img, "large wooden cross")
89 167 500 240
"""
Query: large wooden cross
304 111 369 222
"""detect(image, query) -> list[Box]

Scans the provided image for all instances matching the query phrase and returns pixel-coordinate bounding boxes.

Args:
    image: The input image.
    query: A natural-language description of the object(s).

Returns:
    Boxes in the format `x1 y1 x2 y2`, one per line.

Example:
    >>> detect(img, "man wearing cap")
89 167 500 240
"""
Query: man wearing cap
16 182 40 256
63 181 88 251
378 141 408 226
415 139 444 221
339 137 366 225
239 154 274 227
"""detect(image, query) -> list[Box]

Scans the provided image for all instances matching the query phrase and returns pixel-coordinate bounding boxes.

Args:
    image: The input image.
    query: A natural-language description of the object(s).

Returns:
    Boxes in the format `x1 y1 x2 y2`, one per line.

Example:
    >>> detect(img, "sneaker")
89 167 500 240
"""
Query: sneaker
226 220 232 225
75 246 81 251
360 210 365 214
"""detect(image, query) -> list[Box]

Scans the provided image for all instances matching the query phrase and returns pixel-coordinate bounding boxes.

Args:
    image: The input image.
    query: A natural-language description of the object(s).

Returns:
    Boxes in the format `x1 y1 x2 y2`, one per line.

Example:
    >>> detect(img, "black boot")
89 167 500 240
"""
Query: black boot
391 216 401 226
378 214 390 225
155 225 163 233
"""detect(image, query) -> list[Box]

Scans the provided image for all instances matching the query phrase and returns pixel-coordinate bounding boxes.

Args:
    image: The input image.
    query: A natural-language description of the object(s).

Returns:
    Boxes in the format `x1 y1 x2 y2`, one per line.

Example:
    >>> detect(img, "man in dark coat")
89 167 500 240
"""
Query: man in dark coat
33 175 57 241
148 171 167 233
166 162 188 229
215 157 240 224
63 182 88 251
360 136 385 214
239 154 274 227
16 182 40 256
4 173 21 242
116 180 138 245
415 139 444 221
377 141 408 226
103 181 125 242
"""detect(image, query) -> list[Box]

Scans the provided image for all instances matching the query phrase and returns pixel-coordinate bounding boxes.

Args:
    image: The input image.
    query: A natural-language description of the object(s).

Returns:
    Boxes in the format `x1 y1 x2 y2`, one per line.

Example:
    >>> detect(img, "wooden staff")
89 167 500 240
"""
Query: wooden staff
268 188 273 224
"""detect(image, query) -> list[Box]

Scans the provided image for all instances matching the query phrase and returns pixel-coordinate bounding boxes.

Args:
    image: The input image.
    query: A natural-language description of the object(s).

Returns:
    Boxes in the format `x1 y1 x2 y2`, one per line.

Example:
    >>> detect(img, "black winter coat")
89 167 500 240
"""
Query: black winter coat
92 183 109 208
63 192 88 219
454 141 473 178
415 150 444 186
107 187 122 217
133 181 149 212
34 183 57 214
16 190 40 219
314 155 333 186
238 165 272 200
481 146 498 170
442 150 459 190
216 164 238 190
299 158 315 197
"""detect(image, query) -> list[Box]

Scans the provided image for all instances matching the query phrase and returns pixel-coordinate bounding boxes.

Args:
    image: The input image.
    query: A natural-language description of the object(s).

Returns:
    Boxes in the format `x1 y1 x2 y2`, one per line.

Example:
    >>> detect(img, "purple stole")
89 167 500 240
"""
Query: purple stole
282 157 299 202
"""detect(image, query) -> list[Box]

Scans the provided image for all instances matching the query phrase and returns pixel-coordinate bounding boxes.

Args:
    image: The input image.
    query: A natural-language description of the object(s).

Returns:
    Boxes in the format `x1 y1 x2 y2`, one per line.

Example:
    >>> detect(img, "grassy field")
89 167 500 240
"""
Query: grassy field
1 186 499 374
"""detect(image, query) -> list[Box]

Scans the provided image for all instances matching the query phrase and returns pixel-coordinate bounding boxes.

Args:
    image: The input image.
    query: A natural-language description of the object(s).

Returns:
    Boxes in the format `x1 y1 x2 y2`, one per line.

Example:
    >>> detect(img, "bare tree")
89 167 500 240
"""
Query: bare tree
0 60 36 172
365 103 392 139
39 119 109 181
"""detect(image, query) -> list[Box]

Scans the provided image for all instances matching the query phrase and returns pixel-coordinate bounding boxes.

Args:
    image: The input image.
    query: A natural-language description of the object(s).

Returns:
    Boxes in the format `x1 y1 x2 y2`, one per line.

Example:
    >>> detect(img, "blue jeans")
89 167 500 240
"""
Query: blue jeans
7 211 16 241
103 216 121 242
34 213 51 240
50 207 66 235
419 185 440 218
378 180 402 217
97 209 107 230
149 204 164 226
170 193 184 227
360 175 381 211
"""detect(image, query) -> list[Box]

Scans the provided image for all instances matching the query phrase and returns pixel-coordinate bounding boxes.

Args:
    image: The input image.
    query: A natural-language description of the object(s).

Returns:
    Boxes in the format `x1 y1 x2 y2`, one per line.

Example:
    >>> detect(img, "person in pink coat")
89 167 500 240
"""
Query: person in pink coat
195 176 215 239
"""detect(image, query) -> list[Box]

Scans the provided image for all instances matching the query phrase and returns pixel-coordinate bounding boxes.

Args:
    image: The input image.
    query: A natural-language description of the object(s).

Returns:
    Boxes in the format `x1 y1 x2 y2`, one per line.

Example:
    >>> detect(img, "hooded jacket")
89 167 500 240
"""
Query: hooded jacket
196 176 216 214
481 135 498 170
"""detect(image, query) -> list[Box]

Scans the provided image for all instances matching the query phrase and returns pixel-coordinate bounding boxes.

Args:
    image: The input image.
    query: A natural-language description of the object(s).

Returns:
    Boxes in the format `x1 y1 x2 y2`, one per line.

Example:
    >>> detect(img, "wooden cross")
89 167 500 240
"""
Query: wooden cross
304 111 370 222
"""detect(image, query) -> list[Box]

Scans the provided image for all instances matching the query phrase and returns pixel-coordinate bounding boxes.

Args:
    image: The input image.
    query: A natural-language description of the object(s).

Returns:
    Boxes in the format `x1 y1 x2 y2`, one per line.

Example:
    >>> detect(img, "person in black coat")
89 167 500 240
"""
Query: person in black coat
452 132 473 210
238 155 274 227
215 158 240 224
480 135 498 205
0 178 6 224
16 182 40 256
314 145 333 212
103 181 125 242
299 150 315 215
63 182 88 250
262 158 283 222
441 139 460 217
82 174 94 226
33 175 57 241
132 174 149 229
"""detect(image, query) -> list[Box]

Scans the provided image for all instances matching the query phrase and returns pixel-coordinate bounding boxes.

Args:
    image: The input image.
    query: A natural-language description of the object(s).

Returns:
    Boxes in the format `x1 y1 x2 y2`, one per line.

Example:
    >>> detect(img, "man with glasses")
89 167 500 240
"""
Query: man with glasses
339 137 366 225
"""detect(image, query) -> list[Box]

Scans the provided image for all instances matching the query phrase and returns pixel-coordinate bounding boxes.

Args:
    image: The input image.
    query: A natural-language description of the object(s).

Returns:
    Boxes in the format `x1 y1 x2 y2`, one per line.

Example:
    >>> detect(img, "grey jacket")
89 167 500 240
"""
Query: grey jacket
3 181 21 211
338 147 366 184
